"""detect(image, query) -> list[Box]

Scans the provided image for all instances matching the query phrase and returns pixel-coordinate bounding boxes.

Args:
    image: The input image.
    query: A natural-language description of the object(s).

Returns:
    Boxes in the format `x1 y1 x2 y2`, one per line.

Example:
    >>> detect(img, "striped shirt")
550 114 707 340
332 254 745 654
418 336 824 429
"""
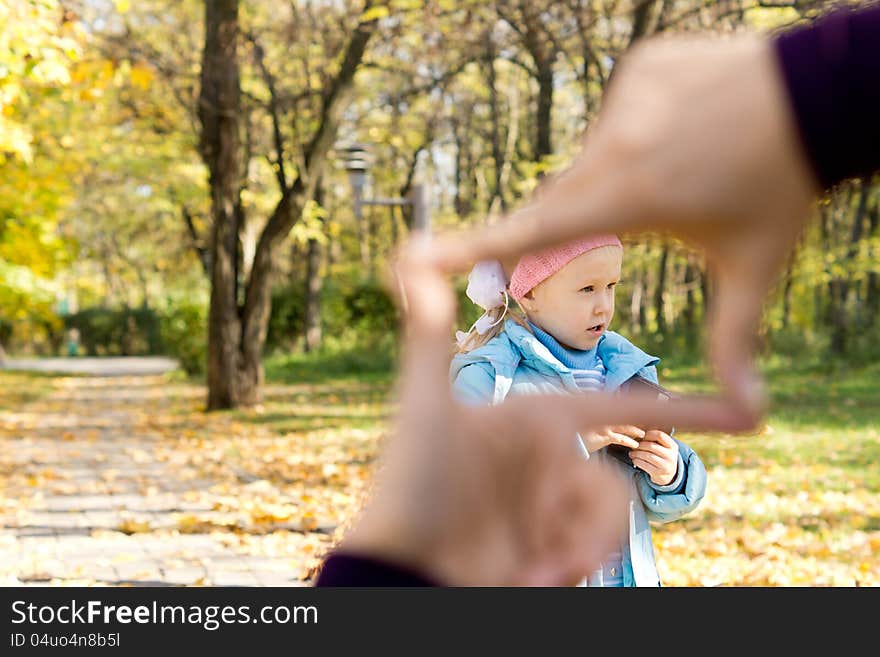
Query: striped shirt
528 321 624 587
570 360 606 393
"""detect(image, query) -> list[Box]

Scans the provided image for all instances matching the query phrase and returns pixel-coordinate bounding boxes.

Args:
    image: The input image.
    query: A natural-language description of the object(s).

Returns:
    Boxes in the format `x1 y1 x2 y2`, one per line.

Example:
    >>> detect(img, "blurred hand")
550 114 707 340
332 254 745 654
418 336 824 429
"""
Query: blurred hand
629 430 678 486
339 237 627 586
425 33 821 430
337 238 753 586
581 425 645 455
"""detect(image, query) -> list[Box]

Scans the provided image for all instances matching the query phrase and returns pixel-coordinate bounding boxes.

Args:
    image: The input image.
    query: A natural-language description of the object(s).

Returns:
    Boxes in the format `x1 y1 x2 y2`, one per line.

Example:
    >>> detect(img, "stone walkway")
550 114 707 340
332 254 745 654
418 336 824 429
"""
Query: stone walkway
0 361 323 587
1 356 179 376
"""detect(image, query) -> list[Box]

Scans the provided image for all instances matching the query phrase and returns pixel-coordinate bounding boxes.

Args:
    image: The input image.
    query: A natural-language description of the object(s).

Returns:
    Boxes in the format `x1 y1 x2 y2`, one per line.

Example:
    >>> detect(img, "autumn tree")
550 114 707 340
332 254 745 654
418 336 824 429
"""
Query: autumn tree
0 0 84 353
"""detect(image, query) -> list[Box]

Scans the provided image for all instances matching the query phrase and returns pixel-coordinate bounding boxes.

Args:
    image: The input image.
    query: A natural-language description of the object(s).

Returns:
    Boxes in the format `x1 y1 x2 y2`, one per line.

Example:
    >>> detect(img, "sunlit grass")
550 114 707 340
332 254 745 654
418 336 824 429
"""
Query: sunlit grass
651 359 880 585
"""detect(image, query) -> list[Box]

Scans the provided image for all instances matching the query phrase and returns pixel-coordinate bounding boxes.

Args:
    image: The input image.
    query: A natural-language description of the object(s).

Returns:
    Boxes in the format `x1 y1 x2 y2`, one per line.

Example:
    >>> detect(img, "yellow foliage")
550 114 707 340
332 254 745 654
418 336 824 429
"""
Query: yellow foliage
130 63 153 90
118 518 152 534
360 6 390 23
0 0 82 160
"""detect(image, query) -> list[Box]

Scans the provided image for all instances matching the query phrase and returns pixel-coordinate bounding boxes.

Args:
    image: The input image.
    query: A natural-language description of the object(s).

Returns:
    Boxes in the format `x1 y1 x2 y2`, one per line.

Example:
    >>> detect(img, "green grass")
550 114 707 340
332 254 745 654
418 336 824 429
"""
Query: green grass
260 346 880 489
216 346 400 435
263 344 397 386
655 357 880 495
659 354 880 429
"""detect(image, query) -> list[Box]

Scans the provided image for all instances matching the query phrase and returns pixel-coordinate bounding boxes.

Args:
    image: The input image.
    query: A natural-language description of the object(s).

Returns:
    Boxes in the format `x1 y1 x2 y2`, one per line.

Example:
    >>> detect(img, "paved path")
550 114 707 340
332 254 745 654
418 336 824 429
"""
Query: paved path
0 366 323 587
1 356 179 376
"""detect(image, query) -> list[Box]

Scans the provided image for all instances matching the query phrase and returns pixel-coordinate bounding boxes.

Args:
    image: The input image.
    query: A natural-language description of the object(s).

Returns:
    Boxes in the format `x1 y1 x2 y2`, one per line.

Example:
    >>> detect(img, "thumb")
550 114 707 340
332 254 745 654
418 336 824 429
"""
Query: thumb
386 235 458 414
706 261 770 431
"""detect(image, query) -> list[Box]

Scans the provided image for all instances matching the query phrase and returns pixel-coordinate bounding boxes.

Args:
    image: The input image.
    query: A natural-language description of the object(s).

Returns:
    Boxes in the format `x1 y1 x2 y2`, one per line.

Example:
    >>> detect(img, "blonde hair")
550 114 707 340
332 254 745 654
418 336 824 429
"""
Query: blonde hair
455 302 533 354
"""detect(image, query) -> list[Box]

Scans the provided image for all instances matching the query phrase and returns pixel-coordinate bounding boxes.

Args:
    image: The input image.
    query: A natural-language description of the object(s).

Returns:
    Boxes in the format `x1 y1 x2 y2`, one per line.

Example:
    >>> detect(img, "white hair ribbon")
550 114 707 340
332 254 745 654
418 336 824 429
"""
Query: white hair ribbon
455 260 510 347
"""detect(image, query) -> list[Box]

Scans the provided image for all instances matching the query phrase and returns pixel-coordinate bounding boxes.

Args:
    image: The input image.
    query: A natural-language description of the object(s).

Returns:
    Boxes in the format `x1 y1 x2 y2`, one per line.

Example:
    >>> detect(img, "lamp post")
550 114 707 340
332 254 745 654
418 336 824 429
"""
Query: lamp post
341 143 431 237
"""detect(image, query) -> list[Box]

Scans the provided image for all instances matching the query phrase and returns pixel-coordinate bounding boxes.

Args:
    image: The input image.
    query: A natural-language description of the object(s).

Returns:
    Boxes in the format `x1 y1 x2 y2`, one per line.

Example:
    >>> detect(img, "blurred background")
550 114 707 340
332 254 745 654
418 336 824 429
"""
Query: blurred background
1 0 878 587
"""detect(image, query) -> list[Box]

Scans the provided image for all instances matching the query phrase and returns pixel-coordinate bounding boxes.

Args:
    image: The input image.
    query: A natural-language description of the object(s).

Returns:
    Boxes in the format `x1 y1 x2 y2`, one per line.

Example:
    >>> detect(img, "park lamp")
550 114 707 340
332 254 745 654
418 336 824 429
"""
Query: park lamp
342 142 369 197
340 141 430 233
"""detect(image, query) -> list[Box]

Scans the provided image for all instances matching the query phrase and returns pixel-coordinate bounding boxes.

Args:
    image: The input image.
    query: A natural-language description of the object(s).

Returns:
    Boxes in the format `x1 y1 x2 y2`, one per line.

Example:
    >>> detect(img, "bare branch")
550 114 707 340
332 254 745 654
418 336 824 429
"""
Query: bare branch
243 30 288 191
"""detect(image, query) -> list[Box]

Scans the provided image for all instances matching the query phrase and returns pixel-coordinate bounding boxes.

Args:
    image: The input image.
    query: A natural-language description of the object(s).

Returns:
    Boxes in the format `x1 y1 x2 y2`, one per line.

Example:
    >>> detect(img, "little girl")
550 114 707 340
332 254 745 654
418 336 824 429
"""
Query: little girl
450 235 706 587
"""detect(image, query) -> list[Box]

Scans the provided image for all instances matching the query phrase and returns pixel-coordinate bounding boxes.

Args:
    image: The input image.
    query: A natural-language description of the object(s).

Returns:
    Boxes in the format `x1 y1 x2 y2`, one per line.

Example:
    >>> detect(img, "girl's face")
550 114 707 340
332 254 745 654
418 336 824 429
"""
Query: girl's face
521 246 622 351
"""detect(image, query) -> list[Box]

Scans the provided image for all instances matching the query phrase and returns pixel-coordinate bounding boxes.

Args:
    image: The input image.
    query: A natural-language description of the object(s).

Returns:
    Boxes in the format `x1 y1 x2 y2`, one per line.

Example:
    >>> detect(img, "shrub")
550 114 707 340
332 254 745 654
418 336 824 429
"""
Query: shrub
158 299 207 377
64 307 163 356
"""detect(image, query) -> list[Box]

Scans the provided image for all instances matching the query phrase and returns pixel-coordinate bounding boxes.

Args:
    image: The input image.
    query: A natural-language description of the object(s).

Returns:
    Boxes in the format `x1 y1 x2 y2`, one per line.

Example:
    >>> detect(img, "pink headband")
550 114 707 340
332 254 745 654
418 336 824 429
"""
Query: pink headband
508 235 622 301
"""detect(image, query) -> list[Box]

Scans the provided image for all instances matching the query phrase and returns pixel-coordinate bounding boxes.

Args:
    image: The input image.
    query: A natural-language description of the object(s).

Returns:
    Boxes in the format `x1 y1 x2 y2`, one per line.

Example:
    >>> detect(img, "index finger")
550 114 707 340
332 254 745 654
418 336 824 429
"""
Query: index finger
642 429 676 447
508 387 762 438
610 425 646 439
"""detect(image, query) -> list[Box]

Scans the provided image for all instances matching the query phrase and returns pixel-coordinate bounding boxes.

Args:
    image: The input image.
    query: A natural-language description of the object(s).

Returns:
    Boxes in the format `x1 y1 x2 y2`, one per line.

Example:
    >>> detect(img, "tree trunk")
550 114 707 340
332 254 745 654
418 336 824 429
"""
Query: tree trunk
534 61 553 163
630 268 644 335
390 204 399 246
304 237 324 352
357 204 371 270
830 179 870 353
866 201 879 329
781 259 794 330
485 37 507 214
182 204 211 276
234 6 379 407
197 1 379 410
654 244 669 334
398 139 430 233
829 279 847 355
303 185 326 353
198 0 246 410
683 257 697 333
453 117 469 217
514 5 554 166
630 1 664 45
817 205 832 330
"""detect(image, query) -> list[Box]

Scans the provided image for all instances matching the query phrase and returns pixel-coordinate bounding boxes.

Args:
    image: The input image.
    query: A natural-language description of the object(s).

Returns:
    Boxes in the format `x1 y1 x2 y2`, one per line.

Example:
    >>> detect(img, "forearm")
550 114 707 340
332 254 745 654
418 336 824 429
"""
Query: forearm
773 4 880 189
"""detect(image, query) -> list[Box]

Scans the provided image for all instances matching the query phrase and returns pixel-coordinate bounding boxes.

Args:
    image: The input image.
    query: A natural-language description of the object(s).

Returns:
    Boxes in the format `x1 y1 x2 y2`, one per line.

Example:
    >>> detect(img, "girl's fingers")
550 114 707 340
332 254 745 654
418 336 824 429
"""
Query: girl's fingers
629 449 666 470
642 429 675 447
629 455 657 476
611 425 646 439
606 431 640 450
631 439 676 462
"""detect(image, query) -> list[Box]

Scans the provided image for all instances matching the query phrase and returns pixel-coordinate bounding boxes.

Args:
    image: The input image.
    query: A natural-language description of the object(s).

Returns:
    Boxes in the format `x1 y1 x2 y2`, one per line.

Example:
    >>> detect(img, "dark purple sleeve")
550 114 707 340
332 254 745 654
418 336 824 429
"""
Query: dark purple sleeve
313 552 439 586
772 4 880 189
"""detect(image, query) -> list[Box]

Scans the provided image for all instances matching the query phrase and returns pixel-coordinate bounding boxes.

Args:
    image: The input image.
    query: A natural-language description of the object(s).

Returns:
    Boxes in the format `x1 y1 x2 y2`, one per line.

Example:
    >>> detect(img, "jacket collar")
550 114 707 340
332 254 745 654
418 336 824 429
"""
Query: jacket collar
504 319 659 390
449 319 660 394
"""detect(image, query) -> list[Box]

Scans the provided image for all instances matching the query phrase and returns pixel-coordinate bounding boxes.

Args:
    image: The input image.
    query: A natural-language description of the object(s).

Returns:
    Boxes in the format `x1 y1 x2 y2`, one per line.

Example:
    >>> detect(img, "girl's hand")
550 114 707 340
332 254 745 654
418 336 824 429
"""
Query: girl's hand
581 425 645 454
629 430 678 486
